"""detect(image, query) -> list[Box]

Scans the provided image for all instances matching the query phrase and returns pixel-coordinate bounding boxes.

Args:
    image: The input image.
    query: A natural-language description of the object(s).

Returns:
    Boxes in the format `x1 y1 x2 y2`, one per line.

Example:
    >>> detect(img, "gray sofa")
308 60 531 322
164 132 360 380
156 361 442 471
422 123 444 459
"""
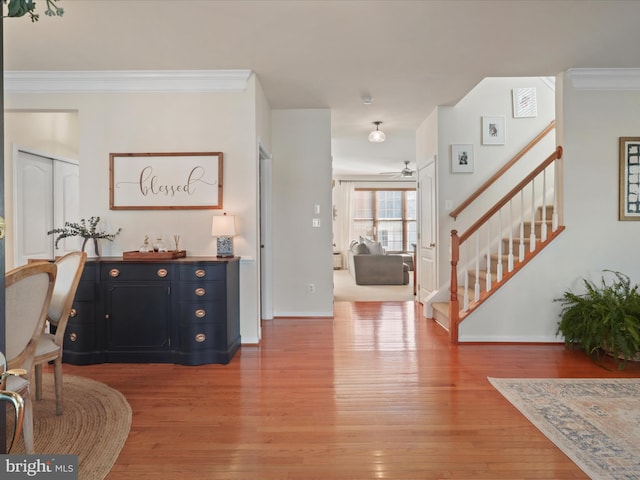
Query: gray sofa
347 240 409 285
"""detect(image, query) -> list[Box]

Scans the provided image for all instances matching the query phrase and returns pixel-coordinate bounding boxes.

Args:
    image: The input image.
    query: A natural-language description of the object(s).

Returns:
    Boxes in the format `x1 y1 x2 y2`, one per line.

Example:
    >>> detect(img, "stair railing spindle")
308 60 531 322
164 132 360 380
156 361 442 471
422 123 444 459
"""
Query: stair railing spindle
541 169 548 242
486 223 492 292
552 163 559 231
519 190 525 262
463 240 469 311
474 233 480 302
529 180 536 252
508 199 514 272
496 209 503 282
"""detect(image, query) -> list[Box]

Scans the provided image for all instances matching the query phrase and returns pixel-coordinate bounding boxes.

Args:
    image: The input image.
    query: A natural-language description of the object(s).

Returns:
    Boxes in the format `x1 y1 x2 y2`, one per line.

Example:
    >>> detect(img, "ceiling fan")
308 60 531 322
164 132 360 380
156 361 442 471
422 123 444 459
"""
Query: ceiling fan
380 161 415 178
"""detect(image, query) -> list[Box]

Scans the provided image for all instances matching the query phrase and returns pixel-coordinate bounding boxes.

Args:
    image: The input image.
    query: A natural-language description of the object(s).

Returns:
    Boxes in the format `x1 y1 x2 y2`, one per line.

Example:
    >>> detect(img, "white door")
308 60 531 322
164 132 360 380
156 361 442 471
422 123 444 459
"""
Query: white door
14 150 79 266
418 159 437 302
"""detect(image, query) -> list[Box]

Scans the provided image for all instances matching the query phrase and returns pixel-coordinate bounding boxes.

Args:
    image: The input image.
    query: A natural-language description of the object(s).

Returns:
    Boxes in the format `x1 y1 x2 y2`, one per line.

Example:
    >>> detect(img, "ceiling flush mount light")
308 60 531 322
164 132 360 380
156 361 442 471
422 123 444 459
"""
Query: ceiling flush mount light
368 121 386 143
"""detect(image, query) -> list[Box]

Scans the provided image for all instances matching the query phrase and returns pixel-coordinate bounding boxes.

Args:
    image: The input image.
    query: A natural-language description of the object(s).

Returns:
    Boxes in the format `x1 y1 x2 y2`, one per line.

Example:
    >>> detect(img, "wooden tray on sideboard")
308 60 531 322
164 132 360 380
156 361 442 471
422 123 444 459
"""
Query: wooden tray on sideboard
123 250 187 261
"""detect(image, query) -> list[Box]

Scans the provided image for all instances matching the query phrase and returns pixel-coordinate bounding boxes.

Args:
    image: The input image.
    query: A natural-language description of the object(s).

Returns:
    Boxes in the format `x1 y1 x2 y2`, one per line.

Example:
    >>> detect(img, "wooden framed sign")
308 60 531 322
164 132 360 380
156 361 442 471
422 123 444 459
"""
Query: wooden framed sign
109 152 223 210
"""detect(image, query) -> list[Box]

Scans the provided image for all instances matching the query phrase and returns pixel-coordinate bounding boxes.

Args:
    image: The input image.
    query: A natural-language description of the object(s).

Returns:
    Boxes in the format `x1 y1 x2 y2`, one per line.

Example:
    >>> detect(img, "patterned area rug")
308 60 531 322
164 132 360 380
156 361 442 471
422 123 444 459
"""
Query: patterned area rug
489 378 640 480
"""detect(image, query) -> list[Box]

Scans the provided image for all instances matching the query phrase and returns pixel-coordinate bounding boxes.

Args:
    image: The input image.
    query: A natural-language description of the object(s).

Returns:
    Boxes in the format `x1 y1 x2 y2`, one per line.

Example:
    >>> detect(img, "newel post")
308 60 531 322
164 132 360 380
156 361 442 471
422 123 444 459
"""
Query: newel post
449 230 460 344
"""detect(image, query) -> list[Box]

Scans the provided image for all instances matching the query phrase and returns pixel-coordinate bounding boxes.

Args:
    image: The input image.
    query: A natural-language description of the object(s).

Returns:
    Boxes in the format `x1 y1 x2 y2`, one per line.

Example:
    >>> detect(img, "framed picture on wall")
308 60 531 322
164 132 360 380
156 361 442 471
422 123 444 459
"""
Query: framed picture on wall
619 137 640 220
451 144 474 173
482 116 505 145
512 88 538 118
110 152 223 210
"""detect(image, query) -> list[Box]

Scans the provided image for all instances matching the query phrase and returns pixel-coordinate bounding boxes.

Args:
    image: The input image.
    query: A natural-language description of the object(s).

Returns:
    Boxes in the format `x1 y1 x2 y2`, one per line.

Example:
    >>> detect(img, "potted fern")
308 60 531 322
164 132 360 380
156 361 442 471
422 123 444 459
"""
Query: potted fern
556 270 640 369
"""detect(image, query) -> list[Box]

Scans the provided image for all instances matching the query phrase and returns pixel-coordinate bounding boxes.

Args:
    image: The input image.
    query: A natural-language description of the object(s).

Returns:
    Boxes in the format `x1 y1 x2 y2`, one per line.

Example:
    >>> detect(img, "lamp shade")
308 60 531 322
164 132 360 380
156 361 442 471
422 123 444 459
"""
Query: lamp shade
368 121 386 142
368 129 386 142
211 214 236 236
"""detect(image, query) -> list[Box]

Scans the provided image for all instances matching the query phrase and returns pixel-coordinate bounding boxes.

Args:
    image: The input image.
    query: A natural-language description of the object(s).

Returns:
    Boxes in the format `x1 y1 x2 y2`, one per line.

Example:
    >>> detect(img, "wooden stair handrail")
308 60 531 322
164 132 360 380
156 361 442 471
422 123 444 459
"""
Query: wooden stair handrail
450 120 556 220
458 146 563 245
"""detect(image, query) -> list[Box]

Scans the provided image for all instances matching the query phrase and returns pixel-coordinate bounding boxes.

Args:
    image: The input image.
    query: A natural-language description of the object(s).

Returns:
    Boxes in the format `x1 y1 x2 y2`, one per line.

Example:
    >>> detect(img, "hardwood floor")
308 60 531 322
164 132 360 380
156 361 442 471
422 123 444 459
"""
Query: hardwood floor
61 301 640 479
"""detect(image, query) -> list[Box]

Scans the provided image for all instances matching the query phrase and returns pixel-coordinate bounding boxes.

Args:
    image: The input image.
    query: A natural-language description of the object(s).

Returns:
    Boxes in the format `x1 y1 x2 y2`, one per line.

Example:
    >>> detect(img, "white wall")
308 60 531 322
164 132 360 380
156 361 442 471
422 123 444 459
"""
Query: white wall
436 78 556 296
459 72 640 341
271 109 333 317
4 77 262 343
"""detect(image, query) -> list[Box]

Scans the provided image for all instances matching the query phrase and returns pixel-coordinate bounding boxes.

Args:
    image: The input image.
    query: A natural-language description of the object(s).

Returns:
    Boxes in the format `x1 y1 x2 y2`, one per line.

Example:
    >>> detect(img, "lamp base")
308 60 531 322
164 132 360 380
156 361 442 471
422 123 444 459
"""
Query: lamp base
216 236 234 257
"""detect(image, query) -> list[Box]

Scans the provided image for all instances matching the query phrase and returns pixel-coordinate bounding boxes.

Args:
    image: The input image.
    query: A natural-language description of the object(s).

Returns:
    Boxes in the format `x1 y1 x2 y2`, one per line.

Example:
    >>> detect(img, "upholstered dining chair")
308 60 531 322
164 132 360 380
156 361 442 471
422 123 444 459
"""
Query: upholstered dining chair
33 250 87 415
5 261 57 454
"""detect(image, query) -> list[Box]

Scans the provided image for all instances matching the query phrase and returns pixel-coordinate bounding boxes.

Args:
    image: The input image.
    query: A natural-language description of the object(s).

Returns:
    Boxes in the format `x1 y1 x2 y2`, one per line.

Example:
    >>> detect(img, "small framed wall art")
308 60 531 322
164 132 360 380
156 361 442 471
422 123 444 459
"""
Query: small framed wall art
619 137 640 221
512 87 538 118
451 144 474 173
482 116 505 145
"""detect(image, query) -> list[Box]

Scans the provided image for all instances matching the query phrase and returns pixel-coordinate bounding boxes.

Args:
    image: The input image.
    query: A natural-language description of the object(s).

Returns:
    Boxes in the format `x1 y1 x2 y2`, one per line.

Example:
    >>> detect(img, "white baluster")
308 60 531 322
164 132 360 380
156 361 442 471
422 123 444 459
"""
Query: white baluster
541 169 548 242
463 241 469 311
552 161 559 232
519 190 525 262
486 224 492 292
530 180 536 252
475 234 480 302
496 210 503 282
508 200 514 272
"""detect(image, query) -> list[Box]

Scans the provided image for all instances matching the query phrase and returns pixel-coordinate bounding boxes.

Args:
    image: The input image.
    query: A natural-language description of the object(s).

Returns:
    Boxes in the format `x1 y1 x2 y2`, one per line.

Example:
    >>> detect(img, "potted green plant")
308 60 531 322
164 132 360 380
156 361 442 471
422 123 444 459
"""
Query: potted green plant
3 0 64 22
48 216 121 256
556 270 640 369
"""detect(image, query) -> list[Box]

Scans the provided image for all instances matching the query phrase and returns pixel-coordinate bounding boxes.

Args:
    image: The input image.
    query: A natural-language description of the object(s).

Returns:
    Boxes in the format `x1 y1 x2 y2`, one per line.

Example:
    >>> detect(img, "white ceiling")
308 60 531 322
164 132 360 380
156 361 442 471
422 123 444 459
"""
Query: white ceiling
4 0 640 175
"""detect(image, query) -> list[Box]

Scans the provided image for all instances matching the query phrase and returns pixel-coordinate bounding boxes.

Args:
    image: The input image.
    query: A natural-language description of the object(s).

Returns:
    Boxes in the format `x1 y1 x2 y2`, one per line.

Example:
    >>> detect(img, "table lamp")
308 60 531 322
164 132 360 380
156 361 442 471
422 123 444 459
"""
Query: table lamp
211 213 236 257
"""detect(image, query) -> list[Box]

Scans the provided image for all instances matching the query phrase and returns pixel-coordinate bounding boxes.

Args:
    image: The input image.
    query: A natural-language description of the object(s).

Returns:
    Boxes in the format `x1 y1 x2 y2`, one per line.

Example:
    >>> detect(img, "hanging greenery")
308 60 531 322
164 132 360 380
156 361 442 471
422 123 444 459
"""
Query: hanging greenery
3 0 63 22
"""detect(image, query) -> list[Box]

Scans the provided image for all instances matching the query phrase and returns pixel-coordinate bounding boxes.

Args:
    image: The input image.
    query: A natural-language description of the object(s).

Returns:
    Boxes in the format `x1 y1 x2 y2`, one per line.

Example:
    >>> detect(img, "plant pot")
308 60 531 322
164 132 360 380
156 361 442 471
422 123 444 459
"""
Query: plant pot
82 237 100 257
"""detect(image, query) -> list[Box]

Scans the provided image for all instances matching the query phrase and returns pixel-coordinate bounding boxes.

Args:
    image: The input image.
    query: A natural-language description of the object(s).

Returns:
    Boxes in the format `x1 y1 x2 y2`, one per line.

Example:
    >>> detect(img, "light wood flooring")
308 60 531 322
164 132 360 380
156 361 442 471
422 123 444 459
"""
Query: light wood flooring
60 301 640 479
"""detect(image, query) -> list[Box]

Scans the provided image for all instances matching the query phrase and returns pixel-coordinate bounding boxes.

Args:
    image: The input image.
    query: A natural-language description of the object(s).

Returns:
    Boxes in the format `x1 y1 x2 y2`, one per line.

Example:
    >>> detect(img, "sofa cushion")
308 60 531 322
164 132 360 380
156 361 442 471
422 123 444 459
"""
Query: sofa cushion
351 242 369 254
363 237 384 255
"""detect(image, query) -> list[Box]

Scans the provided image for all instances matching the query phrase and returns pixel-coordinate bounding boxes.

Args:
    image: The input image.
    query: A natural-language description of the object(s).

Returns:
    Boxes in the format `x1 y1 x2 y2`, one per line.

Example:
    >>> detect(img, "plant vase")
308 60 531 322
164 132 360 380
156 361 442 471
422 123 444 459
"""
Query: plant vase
82 237 100 257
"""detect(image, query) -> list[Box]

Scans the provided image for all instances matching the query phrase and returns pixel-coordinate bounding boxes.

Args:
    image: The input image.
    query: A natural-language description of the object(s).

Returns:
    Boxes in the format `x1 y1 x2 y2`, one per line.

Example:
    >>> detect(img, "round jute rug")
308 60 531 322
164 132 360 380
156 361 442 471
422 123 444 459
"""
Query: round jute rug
6 373 131 480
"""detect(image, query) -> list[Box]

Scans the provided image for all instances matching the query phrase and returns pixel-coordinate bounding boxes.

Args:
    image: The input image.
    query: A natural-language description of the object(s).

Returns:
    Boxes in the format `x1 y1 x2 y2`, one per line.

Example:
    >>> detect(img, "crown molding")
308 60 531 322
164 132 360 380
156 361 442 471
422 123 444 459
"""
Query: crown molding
568 68 640 90
3 70 252 93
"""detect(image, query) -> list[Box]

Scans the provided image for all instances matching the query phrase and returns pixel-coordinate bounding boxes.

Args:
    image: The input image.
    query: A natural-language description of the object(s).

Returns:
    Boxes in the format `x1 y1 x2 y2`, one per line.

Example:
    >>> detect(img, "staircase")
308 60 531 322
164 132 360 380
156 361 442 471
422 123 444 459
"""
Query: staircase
431 204 565 332
428 142 565 343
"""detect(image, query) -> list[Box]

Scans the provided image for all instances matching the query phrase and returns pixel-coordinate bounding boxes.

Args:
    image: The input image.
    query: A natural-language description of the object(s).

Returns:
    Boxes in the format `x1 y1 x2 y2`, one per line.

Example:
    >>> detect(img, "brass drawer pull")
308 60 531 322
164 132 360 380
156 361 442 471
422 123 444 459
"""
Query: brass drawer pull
109 268 120 278
195 269 206 278
195 333 206 343
69 308 77 318
195 309 206 318
195 288 205 297
157 268 168 278
69 332 78 342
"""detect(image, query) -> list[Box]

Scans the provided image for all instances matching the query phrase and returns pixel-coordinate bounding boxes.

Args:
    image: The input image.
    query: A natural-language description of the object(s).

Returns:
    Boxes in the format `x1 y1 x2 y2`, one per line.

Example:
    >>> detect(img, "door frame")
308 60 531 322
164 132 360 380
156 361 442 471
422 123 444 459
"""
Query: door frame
258 140 273 322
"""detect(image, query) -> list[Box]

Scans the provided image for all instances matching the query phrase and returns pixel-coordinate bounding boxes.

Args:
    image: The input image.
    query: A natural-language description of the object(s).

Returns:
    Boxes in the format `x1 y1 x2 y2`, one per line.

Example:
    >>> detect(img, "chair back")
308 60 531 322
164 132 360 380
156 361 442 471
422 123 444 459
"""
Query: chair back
5 262 56 372
48 251 87 345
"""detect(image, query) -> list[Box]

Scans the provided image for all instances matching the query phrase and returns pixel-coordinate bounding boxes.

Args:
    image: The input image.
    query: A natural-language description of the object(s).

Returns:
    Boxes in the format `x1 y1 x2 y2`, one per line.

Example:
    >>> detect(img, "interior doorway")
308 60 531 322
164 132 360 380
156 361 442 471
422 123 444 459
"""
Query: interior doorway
259 141 273 322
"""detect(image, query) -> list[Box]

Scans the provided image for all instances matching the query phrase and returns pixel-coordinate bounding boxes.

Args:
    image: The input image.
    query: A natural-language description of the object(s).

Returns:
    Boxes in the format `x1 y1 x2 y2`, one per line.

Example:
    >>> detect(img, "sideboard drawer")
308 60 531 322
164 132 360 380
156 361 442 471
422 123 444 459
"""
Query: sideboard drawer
101 262 174 281
180 323 223 351
179 301 225 324
179 263 225 281
178 281 226 301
